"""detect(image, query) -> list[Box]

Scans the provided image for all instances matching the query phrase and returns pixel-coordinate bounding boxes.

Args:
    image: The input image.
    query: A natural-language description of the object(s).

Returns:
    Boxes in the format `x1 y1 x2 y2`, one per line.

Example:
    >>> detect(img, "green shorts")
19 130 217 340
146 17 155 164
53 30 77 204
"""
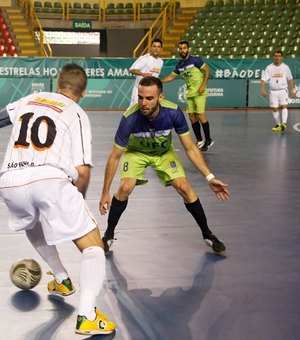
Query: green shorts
186 92 207 114
120 146 186 186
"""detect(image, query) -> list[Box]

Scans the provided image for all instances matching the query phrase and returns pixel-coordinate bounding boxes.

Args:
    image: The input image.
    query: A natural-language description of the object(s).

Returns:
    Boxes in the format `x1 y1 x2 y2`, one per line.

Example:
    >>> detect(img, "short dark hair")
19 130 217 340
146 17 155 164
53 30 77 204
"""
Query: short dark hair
178 40 189 48
139 76 163 93
58 63 87 97
152 38 163 47
275 50 283 56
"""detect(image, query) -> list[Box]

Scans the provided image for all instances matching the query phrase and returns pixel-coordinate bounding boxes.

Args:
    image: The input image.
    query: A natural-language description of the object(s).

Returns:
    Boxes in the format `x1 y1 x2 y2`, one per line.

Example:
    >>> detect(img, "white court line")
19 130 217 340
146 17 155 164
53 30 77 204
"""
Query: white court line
293 122 300 132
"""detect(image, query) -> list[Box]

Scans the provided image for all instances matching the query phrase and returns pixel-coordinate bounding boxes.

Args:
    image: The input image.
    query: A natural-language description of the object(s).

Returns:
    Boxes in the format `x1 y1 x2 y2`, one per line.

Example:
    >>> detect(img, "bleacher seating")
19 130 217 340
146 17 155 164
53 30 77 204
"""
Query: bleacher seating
183 0 299 58
31 1 174 20
0 11 18 56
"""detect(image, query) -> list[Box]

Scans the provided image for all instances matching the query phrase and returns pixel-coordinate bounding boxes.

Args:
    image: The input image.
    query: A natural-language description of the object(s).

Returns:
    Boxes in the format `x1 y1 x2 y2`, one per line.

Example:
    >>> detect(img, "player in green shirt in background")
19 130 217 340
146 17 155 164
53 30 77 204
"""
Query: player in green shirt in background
162 40 213 152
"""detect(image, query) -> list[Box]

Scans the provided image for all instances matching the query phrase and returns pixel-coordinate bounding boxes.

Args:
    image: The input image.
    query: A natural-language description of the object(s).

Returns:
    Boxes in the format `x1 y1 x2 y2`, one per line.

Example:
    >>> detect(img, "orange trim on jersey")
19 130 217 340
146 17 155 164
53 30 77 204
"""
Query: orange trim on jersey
27 101 63 113
14 144 29 149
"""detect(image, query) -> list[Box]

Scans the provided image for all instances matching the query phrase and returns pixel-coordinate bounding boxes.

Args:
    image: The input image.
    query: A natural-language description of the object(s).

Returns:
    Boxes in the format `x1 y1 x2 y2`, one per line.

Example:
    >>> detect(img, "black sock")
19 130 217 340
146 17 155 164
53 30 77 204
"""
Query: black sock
104 196 128 239
191 121 202 142
184 199 212 239
202 121 211 141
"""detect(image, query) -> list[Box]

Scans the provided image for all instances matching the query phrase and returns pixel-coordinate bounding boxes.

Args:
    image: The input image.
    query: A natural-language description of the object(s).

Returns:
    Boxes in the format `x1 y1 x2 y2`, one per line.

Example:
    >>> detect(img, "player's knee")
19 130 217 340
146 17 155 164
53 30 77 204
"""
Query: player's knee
173 178 190 196
189 114 197 123
118 180 135 197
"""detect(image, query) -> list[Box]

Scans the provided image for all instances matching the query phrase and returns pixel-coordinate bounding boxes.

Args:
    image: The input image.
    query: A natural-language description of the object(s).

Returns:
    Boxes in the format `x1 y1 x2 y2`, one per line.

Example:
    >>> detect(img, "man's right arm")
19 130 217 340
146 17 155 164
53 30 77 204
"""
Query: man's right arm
0 107 12 128
261 79 267 97
99 145 124 215
261 66 270 97
161 73 177 83
130 69 152 77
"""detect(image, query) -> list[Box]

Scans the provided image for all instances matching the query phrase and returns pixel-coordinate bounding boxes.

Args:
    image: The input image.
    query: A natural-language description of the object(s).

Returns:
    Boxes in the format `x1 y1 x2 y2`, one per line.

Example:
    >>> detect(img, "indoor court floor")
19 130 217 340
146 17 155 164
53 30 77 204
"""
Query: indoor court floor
0 108 300 340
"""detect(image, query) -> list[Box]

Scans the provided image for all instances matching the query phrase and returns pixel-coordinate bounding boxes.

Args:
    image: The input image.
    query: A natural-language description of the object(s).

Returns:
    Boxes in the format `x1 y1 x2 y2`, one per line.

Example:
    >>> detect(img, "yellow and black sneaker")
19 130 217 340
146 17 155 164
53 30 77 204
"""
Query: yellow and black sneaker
281 123 287 131
75 308 115 335
272 124 282 132
47 271 76 296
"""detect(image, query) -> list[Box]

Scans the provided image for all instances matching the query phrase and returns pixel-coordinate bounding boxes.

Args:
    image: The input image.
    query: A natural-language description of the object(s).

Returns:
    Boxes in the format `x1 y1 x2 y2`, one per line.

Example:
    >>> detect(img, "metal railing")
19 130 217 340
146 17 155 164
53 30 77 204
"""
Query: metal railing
133 0 177 57
17 0 52 57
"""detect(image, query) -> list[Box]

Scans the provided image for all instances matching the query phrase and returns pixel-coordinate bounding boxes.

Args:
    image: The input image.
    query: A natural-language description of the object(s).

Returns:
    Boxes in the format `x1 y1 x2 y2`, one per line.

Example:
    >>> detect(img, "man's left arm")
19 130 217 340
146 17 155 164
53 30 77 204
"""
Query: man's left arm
75 164 91 198
179 133 230 200
199 64 210 94
289 79 295 97
0 107 12 128
179 133 212 177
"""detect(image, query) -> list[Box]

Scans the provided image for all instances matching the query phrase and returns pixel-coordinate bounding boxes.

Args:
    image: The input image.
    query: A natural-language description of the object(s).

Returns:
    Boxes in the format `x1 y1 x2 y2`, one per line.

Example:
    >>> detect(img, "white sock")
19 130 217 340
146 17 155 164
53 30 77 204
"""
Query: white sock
26 222 69 283
281 108 288 124
272 110 280 124
77 246 106 320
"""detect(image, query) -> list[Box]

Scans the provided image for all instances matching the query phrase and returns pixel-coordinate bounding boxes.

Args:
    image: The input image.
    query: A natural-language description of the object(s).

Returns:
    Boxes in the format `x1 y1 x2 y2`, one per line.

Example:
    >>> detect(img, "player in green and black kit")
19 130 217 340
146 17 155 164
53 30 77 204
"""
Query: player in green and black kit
162 40 213 152
99 77 230 256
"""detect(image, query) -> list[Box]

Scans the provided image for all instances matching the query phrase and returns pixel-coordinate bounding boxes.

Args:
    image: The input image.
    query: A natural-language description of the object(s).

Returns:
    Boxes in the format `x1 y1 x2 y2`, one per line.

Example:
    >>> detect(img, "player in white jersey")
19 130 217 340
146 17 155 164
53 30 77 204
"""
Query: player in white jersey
129 38 163 106
0 64 115 335
261 50 295 132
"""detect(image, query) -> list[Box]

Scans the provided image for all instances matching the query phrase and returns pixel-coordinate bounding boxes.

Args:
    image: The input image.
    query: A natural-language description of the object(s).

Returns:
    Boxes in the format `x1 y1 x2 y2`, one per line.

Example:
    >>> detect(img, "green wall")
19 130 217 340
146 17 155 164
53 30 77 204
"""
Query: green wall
0 57 299 109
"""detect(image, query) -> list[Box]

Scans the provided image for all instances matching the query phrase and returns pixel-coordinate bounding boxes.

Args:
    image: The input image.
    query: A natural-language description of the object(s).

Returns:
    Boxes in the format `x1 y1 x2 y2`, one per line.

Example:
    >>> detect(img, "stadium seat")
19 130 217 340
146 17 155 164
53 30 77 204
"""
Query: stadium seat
235 0 245 5
141 2 151 14
71 2 82 14
33 1 43 13
152 2 161 13
215 0 225 8
7 44 17 56
83 3 93 14
233 46 244 57
53 2 63 14
244 46 255 57
114 4 124 15
205 0 214 8
180 0 300 59
218 31 229 40
184 32 196 42
124 3 134 14
92 3 100 15
43 1 54 13
105 3 114 15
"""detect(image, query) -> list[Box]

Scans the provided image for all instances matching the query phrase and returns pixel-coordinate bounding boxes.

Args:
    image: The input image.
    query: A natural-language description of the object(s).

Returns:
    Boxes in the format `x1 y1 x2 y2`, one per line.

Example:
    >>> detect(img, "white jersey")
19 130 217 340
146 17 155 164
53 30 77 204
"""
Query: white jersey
130 53 163 105
261 63 293 91
0 92 93 183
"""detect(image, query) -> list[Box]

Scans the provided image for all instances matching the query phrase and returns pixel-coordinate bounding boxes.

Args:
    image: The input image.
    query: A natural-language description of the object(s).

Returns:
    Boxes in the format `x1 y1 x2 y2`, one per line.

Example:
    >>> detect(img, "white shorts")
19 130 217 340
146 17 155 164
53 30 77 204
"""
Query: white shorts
0 176 97 245
269 89 289 108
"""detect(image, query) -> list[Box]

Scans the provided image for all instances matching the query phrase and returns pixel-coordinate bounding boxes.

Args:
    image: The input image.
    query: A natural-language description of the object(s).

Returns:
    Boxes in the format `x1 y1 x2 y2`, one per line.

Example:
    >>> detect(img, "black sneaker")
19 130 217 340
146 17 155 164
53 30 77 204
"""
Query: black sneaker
102 236 116 255
196 140 205 149
201 139 214 152
204 234 226 253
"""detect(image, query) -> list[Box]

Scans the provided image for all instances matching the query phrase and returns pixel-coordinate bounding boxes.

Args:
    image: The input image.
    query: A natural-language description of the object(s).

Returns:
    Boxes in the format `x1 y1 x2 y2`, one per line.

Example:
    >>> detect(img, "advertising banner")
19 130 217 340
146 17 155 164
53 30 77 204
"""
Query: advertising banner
0 58 299 109
162 79 247 109
1 57 299 79
80 79 247 109
0 77 50 107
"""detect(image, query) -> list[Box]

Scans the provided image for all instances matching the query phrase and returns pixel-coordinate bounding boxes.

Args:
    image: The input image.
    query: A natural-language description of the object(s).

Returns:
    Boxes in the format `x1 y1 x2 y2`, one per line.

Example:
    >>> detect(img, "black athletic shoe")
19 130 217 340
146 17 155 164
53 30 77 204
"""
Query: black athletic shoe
201 139 214 152
204 234 226 253
102 236 115 255
196 140 205 149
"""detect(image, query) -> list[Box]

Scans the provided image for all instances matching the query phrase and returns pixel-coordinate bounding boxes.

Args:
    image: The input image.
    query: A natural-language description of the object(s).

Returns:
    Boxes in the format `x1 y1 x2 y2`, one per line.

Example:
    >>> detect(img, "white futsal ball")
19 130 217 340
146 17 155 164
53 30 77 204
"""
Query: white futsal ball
10 258 42 290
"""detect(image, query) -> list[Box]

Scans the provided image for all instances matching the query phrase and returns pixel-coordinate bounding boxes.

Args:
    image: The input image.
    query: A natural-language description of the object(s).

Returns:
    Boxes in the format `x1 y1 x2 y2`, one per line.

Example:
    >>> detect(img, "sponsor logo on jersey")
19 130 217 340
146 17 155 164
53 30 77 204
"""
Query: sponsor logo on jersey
27 97 65 113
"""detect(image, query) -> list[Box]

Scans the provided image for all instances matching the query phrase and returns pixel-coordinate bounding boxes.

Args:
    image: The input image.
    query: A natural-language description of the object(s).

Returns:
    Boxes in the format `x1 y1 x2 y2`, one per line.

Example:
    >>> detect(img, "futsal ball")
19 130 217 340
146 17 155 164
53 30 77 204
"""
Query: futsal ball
10 258 42 290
